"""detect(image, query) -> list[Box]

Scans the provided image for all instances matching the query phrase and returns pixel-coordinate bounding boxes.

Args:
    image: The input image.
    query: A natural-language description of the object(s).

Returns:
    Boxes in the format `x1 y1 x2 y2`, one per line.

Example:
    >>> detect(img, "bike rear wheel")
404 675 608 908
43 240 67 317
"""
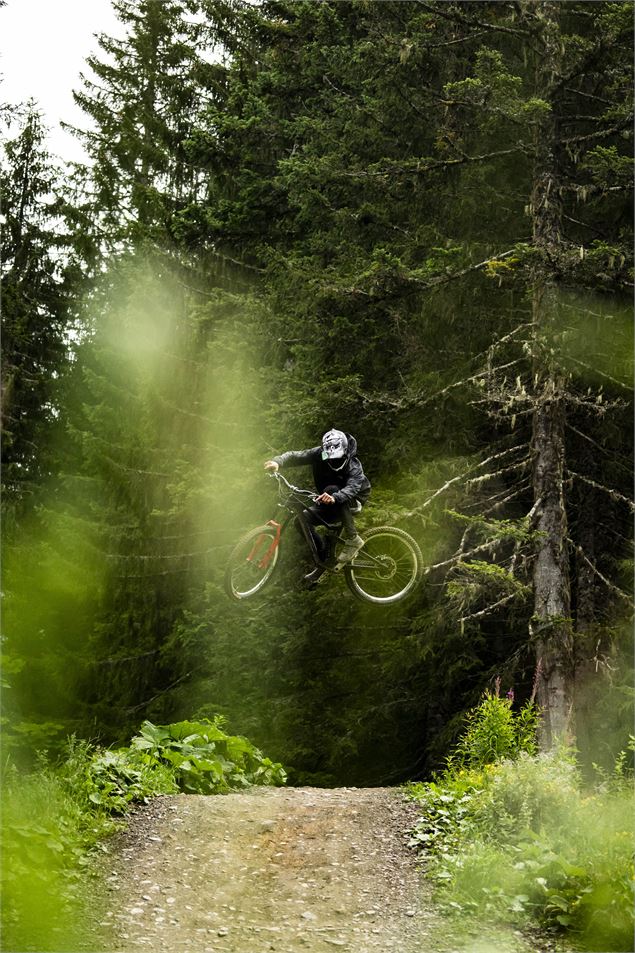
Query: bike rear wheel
344 526 422 605
224 525 281 601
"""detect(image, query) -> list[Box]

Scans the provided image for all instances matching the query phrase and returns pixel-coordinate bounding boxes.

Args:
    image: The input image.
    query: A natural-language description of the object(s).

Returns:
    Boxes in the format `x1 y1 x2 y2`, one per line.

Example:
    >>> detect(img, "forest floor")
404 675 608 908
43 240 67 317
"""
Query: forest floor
90 787 561 953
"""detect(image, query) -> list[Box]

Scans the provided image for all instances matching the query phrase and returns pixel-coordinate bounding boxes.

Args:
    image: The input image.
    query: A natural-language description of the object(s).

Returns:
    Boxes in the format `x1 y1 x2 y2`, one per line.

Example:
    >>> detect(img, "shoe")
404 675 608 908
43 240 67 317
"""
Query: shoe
303 567 327 590
336 534 364 564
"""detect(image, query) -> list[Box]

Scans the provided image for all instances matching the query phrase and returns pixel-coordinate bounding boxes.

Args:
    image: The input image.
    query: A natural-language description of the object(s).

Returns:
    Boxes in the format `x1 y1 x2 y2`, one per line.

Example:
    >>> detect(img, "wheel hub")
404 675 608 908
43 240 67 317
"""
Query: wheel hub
374 555 397 580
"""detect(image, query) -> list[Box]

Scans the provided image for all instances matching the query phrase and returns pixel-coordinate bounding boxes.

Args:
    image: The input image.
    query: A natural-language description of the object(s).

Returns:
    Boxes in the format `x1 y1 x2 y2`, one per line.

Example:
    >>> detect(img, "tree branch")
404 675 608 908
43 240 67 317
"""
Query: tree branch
340 148 527 179
565 423 633 475
569 540 634 609
423 537 503 575
402 445 527 519
565 355 632 392
358 358 523 411
414 1 532 40
560 118 633 147
124 673 192 714
460 588 529 624
566 470 635 511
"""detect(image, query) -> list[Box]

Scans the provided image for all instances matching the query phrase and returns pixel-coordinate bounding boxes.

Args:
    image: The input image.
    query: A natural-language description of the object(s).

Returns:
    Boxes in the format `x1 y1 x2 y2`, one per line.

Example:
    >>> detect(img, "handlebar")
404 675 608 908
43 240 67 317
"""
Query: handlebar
268 469 318 501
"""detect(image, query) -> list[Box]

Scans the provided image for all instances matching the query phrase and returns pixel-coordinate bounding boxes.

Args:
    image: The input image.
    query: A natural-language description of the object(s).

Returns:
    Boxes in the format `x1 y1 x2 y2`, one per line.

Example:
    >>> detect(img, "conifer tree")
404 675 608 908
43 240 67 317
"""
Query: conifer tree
69 0 213 251
1 104 76 512
53 0 244 737
180 0 633 754
15 0 628 773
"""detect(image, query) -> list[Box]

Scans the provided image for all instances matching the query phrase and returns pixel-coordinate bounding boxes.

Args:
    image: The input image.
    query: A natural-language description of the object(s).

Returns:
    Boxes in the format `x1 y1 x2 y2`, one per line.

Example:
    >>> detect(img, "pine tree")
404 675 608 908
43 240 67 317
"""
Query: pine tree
13 0 629 773
180 0 633 755
68 0 214 251
1 104 76 513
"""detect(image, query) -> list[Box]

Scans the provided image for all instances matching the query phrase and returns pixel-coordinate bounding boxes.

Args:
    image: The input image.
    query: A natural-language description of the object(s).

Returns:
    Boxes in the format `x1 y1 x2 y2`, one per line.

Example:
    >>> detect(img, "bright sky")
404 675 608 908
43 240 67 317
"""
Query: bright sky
0 0 122 162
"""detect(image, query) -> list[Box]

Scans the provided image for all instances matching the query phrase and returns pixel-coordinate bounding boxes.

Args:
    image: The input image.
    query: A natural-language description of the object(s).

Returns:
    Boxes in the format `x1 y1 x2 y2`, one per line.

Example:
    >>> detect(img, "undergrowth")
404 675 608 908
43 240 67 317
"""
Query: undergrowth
406 691 634 952
1 717 286 951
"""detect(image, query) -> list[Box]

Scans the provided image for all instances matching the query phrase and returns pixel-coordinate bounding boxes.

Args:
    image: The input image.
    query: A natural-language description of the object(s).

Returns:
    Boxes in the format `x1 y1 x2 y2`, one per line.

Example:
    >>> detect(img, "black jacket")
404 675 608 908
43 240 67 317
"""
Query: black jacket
273 432 371 505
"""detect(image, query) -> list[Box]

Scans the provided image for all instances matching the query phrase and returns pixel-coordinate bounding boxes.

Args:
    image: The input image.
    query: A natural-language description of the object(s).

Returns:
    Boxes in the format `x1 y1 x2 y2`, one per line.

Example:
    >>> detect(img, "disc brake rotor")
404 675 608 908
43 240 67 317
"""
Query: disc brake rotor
372 555 397 580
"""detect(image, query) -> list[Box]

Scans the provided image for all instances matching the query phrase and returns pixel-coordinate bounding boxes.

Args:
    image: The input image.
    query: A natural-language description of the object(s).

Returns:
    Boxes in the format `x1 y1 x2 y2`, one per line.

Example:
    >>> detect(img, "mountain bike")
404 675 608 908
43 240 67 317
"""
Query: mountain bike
224 471 423 605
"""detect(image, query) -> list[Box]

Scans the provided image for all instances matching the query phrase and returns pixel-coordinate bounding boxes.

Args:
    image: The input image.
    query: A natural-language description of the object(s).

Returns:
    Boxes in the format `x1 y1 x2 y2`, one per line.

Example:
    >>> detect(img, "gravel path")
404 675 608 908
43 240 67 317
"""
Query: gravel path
93 787 557 953
99 786 439 953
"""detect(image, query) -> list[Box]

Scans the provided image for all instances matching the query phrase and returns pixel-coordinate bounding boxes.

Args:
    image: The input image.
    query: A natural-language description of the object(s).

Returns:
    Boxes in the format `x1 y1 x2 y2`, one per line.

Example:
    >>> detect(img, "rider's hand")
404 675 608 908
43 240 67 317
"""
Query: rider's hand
316 492 335 504
264 460 279 472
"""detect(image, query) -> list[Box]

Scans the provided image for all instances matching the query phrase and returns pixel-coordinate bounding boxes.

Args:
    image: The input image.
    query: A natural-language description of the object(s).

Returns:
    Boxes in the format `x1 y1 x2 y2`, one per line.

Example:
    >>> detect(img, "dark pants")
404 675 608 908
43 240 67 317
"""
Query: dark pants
300 485 360 560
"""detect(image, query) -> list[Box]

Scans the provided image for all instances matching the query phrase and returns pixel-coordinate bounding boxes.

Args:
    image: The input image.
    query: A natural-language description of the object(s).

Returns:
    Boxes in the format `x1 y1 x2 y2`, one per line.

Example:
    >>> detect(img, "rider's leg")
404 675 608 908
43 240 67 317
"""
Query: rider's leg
300 511 329 588
303 489 365 576
314 484 362 539
308 495 364 565
339 502 358 537
300 491 341 586
303 485 342 554
335 499 364 563
298 509 328 561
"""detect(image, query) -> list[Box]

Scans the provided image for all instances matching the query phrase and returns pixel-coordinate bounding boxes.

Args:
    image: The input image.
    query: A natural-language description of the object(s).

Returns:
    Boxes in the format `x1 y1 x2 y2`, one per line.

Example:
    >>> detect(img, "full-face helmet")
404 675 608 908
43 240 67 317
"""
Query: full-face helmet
321 429 349 471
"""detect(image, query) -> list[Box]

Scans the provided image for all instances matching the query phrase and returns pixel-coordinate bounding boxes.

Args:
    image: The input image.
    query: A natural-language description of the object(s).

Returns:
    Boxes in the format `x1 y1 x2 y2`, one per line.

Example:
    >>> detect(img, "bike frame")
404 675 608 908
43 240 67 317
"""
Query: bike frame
267 473 347 572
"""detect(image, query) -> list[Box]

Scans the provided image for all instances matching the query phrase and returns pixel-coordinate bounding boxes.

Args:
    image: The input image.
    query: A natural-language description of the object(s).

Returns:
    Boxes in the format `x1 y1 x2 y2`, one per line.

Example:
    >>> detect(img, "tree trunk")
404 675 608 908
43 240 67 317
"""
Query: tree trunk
530 365 573 747
528 2 574 749
573 453 600 770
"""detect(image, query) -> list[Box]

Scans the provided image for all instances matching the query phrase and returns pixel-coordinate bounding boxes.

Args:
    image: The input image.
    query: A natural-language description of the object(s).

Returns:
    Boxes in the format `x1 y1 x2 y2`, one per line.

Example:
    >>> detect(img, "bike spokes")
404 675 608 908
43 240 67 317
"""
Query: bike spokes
225 525 281 600
345 527 422 604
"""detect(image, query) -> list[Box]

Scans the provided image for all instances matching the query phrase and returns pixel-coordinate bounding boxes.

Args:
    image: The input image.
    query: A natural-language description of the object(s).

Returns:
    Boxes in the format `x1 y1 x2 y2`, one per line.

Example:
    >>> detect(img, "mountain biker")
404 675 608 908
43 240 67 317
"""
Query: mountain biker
264 429 371 587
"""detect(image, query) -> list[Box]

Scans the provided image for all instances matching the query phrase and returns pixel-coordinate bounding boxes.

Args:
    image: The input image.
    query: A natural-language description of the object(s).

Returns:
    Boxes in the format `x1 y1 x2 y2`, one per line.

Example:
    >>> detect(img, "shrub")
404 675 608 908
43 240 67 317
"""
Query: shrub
127 718 287 796
444 755 634 949
1 717 287 950
81 745 180 812
407 696 635 951
451 690 538 769
56 719 287 815
1 756 115 952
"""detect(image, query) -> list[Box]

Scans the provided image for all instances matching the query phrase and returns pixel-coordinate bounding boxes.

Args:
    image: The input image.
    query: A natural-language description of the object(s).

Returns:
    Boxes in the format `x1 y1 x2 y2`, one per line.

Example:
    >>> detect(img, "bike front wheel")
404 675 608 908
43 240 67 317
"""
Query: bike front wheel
224 525 281 601
344 526 422 605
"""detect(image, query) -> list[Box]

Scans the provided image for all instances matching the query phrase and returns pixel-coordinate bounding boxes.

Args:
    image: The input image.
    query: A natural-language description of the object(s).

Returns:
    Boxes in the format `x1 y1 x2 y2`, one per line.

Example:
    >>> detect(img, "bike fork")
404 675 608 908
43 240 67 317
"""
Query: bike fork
247 520 282 569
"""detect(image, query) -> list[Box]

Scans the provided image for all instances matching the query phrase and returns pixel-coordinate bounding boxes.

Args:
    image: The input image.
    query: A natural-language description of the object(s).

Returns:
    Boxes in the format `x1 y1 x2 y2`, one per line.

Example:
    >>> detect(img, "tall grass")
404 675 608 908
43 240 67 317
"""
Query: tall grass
1 718 286 951
407 693 635 952
1 753 115 952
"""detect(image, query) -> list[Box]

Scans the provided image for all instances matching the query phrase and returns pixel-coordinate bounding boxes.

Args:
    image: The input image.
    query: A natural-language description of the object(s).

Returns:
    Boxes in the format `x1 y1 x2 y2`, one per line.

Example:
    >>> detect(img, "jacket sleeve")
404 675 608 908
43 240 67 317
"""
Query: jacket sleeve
273 447 321 468
332 458 366 503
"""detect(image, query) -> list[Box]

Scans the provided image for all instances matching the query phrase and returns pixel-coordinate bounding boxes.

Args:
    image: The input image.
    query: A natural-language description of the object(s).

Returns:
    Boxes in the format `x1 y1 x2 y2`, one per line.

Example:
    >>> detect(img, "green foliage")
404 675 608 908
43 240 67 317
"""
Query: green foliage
1 718 286 950
453 691 538 769
1 104 77 511
408 706 635 951
1 753 117 952
128 718 287 794
446 562 531 618
65 719 286 814
449 559 527 592
583 146 634 188
3 0 633 799
80 745 179 812
70 0 212 251
446 511 534 544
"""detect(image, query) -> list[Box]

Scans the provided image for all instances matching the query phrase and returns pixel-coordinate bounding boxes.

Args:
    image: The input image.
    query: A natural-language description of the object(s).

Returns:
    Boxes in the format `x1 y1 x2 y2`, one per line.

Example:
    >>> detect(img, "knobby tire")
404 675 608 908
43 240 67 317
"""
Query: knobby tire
343 526 422 605
224 525 280 601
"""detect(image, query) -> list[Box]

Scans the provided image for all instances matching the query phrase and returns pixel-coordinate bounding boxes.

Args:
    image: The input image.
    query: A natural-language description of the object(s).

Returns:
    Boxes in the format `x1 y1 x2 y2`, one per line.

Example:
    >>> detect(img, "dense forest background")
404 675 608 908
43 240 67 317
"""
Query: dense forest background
2 0 633 786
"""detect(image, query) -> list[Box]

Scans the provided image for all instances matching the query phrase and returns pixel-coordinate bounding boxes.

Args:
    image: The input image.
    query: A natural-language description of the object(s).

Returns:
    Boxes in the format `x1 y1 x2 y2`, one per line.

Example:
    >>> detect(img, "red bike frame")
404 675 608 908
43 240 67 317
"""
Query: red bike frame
246 519 283 569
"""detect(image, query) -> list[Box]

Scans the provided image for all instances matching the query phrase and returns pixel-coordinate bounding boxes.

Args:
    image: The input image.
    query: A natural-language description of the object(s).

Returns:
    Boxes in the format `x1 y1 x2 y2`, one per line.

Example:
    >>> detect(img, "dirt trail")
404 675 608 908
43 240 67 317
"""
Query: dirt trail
98 786 440 953
96 786 551 953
